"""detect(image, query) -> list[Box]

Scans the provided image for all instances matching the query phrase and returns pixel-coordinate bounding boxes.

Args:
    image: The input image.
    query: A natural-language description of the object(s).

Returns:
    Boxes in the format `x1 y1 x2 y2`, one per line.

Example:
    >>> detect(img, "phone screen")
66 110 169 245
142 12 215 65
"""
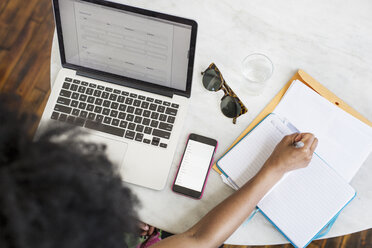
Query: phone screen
173 134 217 198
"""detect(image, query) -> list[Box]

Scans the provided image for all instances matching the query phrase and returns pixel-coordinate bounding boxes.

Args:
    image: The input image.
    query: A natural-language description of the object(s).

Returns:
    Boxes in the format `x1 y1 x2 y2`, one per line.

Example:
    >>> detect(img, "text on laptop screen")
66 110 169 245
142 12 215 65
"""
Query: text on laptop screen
58 0 192 91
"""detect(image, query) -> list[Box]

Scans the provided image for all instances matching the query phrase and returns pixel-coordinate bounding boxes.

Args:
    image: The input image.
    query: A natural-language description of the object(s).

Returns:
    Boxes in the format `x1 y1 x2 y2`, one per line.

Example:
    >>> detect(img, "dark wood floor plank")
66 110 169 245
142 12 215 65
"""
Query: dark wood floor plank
2 12 54 95
23 87 46 113
0 0 38 49
31 0 52 23
360 229 372 247
0 0 8 15
15 34 53 96
33 55 52 93
36 90 50 118
323 236 342 248
23 87 48 134
317 238 327 248
366 229 372 245
307 243 320 248
310 239 324 248
0 20 38 89
0 48 8 72
340 231 362 248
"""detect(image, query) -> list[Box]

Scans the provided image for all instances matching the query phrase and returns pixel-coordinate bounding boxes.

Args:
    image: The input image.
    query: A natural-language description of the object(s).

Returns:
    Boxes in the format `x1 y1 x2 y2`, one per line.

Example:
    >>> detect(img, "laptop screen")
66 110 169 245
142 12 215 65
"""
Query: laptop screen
56 0 196 93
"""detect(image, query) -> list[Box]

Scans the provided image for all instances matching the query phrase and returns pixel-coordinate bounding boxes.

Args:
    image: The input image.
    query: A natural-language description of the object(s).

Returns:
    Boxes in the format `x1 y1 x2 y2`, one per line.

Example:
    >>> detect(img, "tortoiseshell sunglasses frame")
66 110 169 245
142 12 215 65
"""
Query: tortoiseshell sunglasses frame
201 63 248 124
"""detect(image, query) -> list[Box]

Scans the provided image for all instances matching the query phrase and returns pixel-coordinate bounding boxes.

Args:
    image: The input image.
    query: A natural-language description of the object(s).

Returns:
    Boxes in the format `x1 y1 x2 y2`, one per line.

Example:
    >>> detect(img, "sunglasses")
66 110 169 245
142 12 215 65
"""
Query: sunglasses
201 63 248 124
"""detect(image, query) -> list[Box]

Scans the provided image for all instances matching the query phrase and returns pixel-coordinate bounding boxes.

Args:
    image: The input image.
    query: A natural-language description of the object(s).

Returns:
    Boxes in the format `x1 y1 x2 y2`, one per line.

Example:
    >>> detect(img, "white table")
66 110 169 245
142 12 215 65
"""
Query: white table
50 0 372 245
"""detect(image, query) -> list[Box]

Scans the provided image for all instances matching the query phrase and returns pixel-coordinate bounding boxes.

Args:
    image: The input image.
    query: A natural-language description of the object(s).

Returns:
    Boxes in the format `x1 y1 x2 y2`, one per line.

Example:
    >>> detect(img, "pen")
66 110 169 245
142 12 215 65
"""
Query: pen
293 141 304 148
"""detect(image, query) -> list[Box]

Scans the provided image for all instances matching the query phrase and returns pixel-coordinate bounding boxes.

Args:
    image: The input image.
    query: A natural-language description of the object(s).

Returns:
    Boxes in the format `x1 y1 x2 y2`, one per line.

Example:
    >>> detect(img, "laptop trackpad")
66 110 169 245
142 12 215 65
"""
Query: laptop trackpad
82 134 128 169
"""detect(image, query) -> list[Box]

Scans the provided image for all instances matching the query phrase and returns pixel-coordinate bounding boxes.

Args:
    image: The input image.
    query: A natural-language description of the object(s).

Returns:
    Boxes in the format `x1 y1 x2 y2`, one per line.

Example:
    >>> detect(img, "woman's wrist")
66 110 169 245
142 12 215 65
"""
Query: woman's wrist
259 161 285 182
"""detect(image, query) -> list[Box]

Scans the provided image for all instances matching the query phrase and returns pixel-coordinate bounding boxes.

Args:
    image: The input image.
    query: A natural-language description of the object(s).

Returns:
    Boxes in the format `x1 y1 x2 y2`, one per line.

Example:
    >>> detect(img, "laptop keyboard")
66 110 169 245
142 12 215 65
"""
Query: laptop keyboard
51 77 179 148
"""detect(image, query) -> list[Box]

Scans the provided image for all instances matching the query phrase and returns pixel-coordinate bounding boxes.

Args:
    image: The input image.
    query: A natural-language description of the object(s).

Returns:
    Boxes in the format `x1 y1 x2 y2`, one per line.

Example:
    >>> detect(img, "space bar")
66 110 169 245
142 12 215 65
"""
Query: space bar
85 120 125 137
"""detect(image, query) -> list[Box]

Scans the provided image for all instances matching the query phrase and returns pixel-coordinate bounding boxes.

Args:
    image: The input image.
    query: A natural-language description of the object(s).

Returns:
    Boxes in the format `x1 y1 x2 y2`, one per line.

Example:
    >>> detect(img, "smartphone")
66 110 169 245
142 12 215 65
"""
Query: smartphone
172 133 218 199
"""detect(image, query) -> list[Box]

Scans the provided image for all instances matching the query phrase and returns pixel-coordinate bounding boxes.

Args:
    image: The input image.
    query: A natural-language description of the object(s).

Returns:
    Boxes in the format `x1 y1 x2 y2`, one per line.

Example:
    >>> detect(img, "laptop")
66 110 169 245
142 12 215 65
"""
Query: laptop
37 0 197 190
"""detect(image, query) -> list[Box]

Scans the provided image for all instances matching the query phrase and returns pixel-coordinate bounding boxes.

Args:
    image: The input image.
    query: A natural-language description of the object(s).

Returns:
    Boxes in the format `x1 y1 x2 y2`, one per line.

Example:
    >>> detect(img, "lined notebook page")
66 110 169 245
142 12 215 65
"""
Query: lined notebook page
217 114 355 248
258 154 355 248
217 114 291 187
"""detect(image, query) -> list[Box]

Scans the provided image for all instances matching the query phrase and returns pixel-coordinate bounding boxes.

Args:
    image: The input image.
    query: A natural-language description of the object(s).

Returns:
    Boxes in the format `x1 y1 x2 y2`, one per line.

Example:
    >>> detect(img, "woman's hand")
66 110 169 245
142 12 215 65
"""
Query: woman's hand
139 222 155 236
262 133 318 176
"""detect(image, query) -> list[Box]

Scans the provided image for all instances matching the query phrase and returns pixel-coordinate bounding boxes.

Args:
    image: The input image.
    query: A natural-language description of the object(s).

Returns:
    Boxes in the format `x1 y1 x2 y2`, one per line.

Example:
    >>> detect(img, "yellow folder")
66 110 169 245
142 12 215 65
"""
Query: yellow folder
212 69 372 174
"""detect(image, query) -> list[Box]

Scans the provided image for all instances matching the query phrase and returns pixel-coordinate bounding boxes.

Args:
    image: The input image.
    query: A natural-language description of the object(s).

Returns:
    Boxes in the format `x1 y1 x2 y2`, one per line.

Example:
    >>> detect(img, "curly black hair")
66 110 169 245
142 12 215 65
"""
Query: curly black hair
0 94 139 248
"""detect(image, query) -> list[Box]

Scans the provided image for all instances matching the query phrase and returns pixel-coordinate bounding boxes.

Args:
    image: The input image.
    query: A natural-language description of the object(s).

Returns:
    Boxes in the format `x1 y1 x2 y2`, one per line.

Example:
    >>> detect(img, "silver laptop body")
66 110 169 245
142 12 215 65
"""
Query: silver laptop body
37 0 197 190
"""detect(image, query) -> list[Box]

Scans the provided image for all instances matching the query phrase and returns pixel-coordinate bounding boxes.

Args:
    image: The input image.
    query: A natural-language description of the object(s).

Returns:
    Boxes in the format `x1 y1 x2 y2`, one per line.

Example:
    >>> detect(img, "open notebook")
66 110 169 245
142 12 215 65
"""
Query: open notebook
216 113 356 248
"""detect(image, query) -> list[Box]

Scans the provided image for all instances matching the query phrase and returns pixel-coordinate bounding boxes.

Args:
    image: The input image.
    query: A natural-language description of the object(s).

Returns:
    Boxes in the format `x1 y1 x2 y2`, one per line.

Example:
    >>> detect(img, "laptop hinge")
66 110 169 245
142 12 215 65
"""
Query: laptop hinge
76 70 174 98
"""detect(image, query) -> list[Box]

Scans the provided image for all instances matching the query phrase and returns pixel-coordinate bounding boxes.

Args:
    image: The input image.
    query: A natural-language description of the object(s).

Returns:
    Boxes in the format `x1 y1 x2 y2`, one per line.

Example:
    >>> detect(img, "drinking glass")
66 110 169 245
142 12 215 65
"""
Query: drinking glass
241 53 273 95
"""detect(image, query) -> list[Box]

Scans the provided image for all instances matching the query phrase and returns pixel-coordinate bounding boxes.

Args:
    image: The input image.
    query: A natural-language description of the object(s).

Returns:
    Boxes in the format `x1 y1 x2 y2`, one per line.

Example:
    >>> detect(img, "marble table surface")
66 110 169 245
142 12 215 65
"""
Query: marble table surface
50 0 372 245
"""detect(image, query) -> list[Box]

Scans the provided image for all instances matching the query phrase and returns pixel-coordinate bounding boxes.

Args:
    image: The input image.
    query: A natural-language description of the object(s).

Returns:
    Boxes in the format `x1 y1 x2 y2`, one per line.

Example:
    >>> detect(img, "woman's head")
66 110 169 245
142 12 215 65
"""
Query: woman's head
0 94 138 248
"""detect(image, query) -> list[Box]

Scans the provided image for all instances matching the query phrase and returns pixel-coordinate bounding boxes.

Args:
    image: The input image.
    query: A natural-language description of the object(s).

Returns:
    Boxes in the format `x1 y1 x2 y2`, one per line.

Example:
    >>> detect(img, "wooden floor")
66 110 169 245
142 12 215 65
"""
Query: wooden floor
0 0 370 247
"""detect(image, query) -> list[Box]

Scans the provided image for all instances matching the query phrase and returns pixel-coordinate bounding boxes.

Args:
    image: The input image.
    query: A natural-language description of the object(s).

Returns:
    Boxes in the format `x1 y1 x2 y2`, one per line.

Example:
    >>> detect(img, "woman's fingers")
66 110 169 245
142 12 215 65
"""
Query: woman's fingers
300 133 316 148
294 133 302 143
139 222 149 230
310 137 318 154
139 221 156 236
283 133 301 144
148 225 155 235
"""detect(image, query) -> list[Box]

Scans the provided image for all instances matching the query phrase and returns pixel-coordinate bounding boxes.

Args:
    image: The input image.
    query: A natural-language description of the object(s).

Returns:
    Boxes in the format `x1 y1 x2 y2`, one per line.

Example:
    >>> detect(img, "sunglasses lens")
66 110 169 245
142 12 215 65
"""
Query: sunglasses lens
202 69 222 92
220 96 241 118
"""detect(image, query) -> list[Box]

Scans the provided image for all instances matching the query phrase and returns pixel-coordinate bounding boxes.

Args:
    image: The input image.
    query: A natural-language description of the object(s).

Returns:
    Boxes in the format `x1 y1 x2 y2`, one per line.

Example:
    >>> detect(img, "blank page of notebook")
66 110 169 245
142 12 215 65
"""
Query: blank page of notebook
258 154 355 248
217 114 292 188
274 80 372 182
